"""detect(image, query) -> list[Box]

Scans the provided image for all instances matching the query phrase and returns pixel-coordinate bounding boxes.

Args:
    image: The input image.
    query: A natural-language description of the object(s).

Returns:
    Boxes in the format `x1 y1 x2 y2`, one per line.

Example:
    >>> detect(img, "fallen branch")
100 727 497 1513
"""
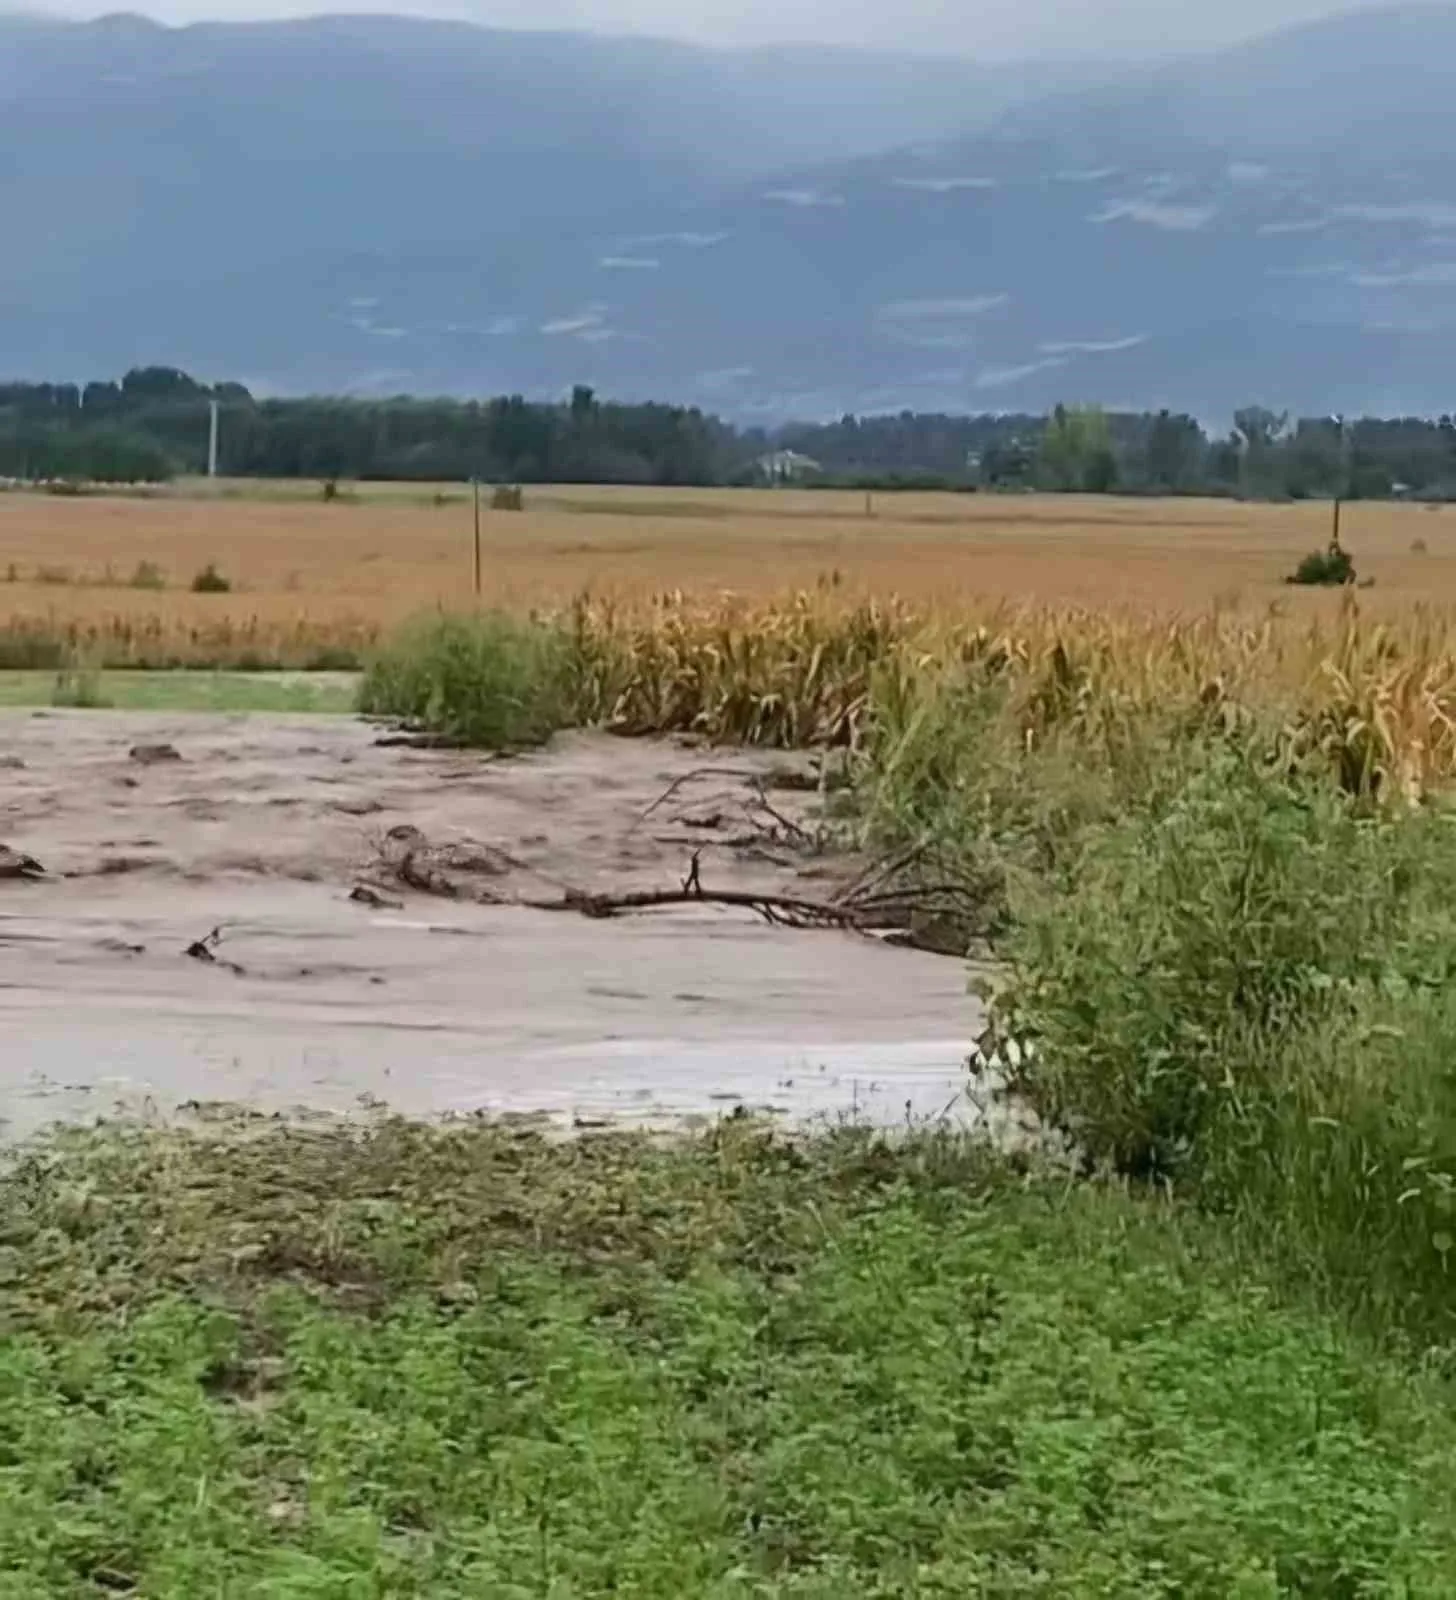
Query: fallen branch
745 778 823 850
522 883 872 930
368 823 984 955
0 844 46 882
183 925 246 975
349 884 404 910
373 733 474 751
629 765 762 832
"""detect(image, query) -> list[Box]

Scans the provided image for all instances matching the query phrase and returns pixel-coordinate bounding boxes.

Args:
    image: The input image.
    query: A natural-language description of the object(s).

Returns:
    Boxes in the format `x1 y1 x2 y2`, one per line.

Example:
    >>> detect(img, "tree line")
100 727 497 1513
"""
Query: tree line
4 367 1456 501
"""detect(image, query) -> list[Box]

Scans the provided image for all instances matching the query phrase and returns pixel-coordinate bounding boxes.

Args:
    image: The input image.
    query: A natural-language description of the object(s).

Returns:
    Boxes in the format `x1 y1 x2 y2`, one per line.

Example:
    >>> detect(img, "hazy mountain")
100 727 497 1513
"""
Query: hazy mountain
7 7 1456 419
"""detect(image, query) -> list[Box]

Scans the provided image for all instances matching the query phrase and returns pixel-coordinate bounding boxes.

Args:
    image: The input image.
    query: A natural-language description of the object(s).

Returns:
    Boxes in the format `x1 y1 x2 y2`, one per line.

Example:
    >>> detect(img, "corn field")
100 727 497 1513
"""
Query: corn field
522 590 1456 803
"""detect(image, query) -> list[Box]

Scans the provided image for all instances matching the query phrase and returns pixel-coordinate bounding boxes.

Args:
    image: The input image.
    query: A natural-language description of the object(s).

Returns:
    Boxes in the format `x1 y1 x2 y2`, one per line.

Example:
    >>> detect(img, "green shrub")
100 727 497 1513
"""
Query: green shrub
190 563 231 594
1287 543 1356 585
491 483 525 512
978 748 1456 1339
358 611 576 749
50 662 113 709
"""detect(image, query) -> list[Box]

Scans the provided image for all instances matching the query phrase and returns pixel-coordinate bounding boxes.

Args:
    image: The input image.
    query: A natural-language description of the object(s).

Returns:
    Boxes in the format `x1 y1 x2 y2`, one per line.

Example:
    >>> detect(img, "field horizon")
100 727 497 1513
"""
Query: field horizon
1 481 1451 652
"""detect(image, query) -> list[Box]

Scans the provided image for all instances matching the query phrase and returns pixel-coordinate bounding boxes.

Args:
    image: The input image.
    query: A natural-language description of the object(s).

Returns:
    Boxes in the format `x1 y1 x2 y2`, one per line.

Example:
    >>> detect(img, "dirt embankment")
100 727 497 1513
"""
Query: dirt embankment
0 712 983 1139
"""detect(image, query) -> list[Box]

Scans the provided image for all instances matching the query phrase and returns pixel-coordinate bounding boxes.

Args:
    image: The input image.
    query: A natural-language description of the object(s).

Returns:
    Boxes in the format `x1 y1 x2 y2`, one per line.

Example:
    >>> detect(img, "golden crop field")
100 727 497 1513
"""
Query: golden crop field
2 480 1454 640
6 476 1456 805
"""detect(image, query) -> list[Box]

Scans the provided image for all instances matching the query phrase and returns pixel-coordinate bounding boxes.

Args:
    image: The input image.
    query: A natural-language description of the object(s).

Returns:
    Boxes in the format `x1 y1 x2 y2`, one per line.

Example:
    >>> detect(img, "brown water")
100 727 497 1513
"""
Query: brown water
0 712 983 1139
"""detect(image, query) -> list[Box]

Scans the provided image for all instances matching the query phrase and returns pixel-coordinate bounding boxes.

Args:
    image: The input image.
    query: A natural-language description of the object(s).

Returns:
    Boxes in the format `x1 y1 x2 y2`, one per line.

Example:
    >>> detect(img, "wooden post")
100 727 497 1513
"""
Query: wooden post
1331 416 1347 553
472 478 482 598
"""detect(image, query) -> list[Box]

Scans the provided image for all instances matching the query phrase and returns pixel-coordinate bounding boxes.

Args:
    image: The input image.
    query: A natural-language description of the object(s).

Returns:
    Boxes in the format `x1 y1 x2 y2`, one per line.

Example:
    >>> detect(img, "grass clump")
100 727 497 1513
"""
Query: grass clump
1288 541 1356 585
359 610 575 748
0 623 68 671
4 1117 1456 1594
49 659 113 709
128 560 166 591
190 562 232 594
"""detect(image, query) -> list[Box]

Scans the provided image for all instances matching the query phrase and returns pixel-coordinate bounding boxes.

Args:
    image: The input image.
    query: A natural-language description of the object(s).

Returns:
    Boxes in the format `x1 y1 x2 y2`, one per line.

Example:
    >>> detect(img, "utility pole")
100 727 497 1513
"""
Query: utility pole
207 399 220 479
472 477 481 598
1330 413 1347 553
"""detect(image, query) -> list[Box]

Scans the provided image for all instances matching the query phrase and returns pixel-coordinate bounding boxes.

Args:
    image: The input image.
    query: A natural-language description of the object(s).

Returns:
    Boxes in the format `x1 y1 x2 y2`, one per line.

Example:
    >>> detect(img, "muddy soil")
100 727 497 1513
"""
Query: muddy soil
0 712 983 1138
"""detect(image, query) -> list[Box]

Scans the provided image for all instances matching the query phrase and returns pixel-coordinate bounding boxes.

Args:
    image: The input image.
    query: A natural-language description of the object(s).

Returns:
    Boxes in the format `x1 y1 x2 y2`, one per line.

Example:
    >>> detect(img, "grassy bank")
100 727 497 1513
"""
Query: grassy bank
5 1118 1456 1594
0 668 359 713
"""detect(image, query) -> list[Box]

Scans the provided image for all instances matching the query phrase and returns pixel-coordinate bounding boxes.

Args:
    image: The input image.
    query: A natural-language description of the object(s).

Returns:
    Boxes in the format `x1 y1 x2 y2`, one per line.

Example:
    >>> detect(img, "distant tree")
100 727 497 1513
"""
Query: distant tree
1233 406 1289 451
80 380 122 415
120 365 204 400
1233 405 1290 495
1039 404 1116 492
1144 410 1204 491
1083 443 1119 494
980 437 1035 488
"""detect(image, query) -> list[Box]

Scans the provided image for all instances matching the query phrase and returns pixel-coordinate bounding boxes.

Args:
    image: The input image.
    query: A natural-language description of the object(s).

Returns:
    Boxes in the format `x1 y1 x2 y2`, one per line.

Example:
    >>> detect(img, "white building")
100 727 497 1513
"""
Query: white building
756 448 822 484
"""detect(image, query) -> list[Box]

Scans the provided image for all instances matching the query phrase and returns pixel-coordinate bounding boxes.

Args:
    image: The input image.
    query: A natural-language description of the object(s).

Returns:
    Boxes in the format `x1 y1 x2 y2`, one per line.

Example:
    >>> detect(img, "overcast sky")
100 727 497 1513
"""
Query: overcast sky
58 0 1389 58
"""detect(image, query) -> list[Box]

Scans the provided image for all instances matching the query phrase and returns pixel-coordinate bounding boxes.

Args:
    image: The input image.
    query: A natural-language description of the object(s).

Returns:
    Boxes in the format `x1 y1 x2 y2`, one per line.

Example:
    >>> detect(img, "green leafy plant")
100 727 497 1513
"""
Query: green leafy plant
359 610 575 748
190 562 232 594
1288 542 1356 585
50 658 113 708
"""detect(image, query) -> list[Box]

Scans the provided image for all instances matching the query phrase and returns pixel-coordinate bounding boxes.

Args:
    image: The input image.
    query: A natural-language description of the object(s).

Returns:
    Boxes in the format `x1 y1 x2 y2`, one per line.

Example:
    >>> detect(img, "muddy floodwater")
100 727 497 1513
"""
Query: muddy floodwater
1 712 983 1138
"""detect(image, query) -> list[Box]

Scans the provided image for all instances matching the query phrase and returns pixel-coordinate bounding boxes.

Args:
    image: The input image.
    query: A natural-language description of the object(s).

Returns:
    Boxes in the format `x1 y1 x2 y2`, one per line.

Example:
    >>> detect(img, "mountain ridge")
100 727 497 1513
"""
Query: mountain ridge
7 6 1456 419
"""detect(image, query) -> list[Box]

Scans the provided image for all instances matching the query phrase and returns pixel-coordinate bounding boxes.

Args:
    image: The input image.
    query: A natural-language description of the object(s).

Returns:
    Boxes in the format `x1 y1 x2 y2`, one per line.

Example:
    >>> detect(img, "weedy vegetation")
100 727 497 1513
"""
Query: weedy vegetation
48 657 114 709
128 560 167 591
190 562 232 594
1288 541 1357 586
5 1118 1456 1594
359 610 574 747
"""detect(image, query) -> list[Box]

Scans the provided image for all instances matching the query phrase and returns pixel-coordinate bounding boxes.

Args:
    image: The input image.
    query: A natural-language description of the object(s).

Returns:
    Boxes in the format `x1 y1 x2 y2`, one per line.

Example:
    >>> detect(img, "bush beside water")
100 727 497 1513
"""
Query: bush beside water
358 610 574 748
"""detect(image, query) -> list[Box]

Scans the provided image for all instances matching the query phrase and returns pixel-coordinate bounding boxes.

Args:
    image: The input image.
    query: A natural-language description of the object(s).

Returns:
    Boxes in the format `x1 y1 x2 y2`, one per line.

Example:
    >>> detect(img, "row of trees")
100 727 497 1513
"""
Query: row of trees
783 404 1456 500
0 370 731 486
4 367 1456 499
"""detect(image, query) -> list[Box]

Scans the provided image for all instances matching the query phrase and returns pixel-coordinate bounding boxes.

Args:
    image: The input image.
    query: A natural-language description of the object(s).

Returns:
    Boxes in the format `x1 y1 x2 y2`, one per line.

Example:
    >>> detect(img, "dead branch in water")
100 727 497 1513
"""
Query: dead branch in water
630 764 829 857
628 765 763 832
519 882 872 931
369 821 977 952
183 925 247 975
373 733 474 751
0 844 46 882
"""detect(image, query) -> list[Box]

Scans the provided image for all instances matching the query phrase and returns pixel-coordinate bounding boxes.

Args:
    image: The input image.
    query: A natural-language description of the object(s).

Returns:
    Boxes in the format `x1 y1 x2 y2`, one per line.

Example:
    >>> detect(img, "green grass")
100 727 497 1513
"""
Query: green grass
0 670 359 714
359 611 576 749
3 1117 1456 1596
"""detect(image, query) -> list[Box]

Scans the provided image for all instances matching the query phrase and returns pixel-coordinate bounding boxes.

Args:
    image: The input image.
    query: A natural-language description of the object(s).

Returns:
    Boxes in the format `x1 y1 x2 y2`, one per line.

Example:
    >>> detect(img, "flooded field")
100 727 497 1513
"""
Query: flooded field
0 712 980 1138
